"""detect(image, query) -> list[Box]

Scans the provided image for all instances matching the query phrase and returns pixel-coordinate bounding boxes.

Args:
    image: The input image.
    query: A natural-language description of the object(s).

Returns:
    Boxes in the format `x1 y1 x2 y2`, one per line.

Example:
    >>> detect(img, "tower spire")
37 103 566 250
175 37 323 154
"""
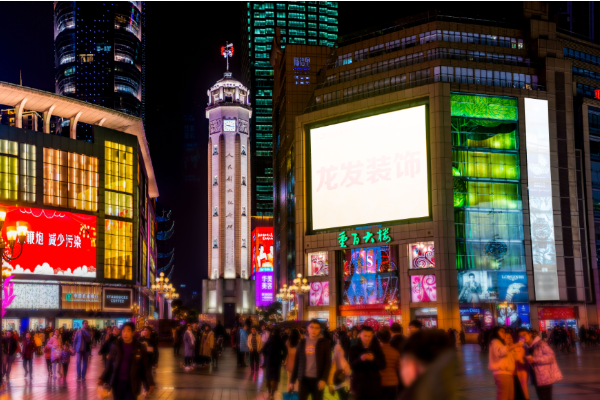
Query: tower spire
221 42 234 71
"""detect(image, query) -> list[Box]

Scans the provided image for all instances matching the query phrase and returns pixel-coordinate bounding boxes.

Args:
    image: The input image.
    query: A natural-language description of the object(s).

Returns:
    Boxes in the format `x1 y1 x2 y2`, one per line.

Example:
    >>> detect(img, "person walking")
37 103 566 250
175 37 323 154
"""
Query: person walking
349 325 386 400
289 319 332 400
34 331 43 356
327 332 351 400
97 322 154 400
460 330 466 345
173 326 182 355
489 326 523 400
1 331 18 380
22 332 36 380
200 324 215 367
60 342 76 379
377 328 401 400
139 326 159 369
260 325 270 368
262 328 287 400
285 329 301 392
49 331 63 378
183 324 195 370
239 323 250 367
72 320 93 380
518 329 563 400
248 326 263 373
99 326 120 363
389 323 405 353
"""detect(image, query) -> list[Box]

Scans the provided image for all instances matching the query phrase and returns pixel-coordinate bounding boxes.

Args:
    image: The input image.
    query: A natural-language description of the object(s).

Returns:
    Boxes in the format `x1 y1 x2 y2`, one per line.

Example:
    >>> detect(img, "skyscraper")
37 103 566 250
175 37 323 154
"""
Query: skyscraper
241 1 338 216
54 1 145 141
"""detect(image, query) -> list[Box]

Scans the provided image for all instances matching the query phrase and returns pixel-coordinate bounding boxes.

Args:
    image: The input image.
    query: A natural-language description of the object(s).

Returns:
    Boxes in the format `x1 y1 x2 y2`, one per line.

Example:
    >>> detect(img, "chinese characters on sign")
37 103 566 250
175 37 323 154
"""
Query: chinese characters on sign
338 228 392 248
252 227 274 307
294 57 310 85
62 285 102 311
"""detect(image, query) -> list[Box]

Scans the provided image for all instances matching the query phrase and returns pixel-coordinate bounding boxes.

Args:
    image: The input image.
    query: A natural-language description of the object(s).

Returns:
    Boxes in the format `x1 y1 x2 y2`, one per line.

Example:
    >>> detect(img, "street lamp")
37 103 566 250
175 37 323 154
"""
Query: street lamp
288 274 310 321
151 272 173 319
164 290 179 319
384 301 399 326
131 303 145 330
0 208 28 389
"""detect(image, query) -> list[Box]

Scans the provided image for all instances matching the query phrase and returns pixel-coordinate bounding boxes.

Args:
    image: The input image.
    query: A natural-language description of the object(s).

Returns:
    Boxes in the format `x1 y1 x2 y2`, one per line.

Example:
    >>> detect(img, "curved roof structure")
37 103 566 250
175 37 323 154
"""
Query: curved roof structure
0 81 158 197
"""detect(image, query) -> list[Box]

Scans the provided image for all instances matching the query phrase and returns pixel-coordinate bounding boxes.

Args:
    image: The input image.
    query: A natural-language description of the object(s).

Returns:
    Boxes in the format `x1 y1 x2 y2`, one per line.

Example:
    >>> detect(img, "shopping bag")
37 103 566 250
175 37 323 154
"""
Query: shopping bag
282 392 299 400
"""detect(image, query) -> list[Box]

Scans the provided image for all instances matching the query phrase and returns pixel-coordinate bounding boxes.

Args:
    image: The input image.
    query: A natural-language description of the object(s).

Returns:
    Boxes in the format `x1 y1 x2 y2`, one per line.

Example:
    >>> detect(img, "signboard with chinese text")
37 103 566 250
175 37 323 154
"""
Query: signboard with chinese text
1 205 96 277
537 307 578 320
252 227 274 307
102 288 132 311
61 285 101 311
309 105 429 231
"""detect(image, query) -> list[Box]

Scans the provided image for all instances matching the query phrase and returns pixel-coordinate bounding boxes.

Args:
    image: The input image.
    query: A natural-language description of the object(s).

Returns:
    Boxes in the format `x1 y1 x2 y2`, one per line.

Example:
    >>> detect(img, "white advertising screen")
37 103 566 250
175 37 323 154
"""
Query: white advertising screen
310 105 429 230
525 98 559 301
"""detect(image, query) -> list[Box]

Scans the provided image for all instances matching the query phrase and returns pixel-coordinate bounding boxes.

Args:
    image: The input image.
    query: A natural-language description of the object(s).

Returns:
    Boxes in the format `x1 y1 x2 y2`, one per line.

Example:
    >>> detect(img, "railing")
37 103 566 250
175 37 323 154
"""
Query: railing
317 52 537 90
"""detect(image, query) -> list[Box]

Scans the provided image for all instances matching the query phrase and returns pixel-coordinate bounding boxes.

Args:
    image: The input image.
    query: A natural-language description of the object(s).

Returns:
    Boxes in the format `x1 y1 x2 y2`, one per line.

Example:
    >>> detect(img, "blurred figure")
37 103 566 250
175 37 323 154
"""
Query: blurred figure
328 332 351 400
60 342 76 379
390 323 405 352
377 328 401 400
349 325 386 400
489 326 523 400
139 326 159 369
72 320 93 380
459 330 466 345
2 330 18 380
518 328 563 400
22 332 36 379
248 326 262 373
408 320 422 336
183 324 195 370
262 328 287 400
285 329 301 392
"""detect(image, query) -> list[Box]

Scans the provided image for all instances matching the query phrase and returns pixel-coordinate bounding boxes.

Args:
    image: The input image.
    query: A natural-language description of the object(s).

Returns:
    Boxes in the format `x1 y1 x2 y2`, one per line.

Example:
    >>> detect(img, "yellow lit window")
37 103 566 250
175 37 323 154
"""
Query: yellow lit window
0 139 19 202
43 148 98 211
105 191 133 218
142 239 147 286
20 143 36 203
104 219 133 280
105 141 134 193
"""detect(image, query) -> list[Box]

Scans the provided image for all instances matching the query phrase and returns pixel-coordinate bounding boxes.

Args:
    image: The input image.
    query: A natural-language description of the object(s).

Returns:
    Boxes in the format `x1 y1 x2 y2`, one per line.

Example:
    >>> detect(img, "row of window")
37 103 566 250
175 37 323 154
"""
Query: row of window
252 2 337 11
573 66 600 84
0 140 35 203
337 30 525 67
434 67 538 89
564 47 600 68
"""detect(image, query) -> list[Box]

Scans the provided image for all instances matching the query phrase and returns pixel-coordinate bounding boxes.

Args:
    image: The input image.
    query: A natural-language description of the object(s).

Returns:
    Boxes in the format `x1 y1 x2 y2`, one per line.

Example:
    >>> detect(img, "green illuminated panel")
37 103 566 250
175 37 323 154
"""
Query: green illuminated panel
452 150 520 180
451 94 517 121
454 181 522 210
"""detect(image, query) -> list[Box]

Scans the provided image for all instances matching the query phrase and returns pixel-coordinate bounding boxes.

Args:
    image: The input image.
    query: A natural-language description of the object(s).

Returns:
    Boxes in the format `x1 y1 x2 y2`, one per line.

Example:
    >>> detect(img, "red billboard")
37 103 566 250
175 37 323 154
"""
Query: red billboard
537 307 578 320
2 205 97 277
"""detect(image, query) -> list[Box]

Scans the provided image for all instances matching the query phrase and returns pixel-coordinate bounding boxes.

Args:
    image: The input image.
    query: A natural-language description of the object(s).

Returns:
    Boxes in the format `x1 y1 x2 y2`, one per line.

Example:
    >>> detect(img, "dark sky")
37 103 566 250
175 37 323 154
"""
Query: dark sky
0 2 520 300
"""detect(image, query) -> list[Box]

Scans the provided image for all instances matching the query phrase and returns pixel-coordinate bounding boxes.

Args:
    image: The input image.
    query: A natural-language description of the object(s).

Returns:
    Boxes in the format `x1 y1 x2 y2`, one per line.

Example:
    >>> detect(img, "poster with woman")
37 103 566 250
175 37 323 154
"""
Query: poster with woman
309 282 329 306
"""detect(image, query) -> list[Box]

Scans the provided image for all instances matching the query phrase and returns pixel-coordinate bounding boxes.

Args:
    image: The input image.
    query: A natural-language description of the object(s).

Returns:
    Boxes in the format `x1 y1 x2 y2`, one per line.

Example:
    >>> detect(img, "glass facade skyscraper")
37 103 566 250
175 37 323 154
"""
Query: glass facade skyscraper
54 2 145 140
241 1 338 216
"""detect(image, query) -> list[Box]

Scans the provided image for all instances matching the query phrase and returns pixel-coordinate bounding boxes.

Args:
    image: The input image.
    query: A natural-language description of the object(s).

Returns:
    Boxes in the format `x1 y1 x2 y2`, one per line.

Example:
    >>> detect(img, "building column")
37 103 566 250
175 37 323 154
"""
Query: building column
42 105 56 134
70 111 82 139
282 300 289 321
14 98 27 129
166 299 173 319
158 292 165 319
297 293 305 321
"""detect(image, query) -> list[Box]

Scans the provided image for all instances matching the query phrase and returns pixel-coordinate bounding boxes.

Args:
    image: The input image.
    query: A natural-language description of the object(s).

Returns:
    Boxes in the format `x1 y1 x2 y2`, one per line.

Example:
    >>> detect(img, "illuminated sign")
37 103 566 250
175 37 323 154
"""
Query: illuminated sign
62 285 101 311
595 89 600 100
411 275 437 303
294 57 310 85
103 288 132 311
524 98 559 300
343 246 398 306
2 205 96 277
338 228 392 248
408 242 435 269
309 282 329 306
252 227 274 307
7 284 59 310
309 105 429 231
308 252 329 276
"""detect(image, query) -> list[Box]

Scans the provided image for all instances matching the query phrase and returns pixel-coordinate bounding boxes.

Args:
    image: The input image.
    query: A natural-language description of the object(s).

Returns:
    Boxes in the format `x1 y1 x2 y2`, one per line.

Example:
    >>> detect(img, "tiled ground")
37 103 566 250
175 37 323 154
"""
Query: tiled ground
1 342 599 399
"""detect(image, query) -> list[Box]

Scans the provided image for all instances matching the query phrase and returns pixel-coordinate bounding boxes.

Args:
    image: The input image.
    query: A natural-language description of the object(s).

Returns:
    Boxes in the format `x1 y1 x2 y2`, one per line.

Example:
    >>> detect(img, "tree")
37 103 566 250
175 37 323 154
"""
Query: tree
171 299 184 320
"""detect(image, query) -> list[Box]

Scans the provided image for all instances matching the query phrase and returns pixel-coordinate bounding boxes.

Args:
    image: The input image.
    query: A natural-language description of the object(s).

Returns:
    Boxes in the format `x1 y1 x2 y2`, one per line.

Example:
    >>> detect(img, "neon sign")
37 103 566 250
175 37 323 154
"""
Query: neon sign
595 89 600 100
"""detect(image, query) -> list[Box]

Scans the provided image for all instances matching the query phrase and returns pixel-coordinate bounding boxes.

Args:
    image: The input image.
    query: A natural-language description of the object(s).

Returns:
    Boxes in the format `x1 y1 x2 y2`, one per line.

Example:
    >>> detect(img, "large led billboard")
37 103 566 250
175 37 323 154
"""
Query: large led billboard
2 205 97 277
309 105 429 230
252 227 274 307
524 98 559 300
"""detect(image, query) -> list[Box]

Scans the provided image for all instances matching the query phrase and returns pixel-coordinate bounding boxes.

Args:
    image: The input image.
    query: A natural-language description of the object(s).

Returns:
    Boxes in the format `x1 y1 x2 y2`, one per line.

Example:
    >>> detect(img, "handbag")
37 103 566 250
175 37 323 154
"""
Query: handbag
333 369 346 386
282 392 299 400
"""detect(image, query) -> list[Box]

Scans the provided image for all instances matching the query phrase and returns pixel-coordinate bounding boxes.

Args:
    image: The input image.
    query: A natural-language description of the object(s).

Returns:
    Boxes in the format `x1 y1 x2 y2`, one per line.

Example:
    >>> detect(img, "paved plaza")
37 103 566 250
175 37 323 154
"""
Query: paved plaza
1 343 600 399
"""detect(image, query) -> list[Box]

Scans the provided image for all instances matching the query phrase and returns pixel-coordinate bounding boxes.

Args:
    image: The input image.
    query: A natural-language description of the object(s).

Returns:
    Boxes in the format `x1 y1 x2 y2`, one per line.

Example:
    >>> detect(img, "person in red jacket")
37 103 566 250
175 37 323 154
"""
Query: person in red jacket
22 332 36 379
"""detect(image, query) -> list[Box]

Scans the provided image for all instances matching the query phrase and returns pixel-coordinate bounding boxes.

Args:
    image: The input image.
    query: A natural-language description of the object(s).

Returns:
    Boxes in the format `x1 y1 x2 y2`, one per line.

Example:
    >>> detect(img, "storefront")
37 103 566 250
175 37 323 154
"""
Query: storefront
413 307 438 328
538 307 579 335
338 304 401 330
459 307 493 333
55 318 130 330
307 311 330 328
2 318 21 331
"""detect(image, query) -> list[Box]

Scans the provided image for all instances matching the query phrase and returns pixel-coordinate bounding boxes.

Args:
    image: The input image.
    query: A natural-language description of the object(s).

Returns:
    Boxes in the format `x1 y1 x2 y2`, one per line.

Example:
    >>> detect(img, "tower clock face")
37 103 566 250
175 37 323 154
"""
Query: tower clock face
223 119 236 132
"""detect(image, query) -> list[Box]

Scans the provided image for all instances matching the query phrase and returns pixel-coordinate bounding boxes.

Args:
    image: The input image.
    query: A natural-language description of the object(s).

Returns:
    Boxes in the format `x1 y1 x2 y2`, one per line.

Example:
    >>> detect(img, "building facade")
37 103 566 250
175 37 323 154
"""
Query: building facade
273 3 600 336
0 81 158 331
54 1 145 141
241 1 338 217
202 72 256 325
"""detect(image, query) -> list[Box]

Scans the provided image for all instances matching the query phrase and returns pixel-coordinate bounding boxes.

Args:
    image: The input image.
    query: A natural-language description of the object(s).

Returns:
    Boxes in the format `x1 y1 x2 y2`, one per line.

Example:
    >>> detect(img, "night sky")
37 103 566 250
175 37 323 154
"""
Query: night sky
0 1 517 300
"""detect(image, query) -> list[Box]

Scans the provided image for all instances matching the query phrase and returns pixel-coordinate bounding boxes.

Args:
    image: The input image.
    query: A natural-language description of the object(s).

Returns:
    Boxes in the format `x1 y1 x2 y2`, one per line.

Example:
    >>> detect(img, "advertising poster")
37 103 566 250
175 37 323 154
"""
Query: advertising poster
408 242 435 269
61 285 101 311
252 227 274 307
309 281 329 306
342 245 399 306
309 251 329 276
458 270 497 303
496 303 530 329
411 275 437 303
1 205 97 277
497 272 528 303
7 284 59 309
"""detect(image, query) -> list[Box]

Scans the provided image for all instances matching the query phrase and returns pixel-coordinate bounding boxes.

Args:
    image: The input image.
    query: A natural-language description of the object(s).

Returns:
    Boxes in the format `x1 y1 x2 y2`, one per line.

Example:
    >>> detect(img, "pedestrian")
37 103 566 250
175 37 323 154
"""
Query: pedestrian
262 328 288 400
44 339 52 376
60 342 76 379
239 323 250 367
289 319 332 400
389 323 405 352
97 322 154 400
285 328 301 391
518 328 563 400
200 324 215 367
34 331 43 356
377 328 401 400
327 331 351 400
72 319 93 380
460 330 466 345
139 326 159 369
183 324 195 370
100 326 120 363
489 326 523 400
260 324 270 368
348 325 386 400
447 328 457 348
248 325 263 373
1 330 18 380
49 331 63 378
22 332 36 380
192 322 201 365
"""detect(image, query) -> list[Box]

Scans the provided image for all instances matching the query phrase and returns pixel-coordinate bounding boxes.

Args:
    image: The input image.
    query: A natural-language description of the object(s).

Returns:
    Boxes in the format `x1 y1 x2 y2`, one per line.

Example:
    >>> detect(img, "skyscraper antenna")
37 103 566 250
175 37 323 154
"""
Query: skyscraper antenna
19 70 22 86
221 42 234 71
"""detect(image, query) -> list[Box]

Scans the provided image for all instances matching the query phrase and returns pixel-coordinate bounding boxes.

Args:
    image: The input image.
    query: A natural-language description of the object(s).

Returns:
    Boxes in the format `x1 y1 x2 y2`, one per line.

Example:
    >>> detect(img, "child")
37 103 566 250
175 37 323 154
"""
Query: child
44 344 52 376
61 343 76 378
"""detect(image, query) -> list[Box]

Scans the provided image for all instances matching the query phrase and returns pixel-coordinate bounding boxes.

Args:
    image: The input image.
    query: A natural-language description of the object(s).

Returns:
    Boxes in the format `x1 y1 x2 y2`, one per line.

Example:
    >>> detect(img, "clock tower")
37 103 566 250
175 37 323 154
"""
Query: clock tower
202 46 256 319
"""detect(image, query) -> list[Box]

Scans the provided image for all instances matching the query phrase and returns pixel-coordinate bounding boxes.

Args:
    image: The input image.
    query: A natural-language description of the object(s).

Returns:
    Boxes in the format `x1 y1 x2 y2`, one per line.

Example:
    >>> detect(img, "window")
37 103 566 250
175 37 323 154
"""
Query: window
289 21 305 28
105 219 133 280
43 148 99 211
289 13 305 20
106 191 133 218
78 54 94 63
0 140 18 202
20 143 36 203
401 35 416 49
337 52 352 66
105 141 134 194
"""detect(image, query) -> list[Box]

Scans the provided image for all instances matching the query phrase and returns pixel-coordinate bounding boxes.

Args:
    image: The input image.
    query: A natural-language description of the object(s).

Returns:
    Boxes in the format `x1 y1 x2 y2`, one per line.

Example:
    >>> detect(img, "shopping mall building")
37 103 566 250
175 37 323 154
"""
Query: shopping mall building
0 82 158 332
272 3 600 338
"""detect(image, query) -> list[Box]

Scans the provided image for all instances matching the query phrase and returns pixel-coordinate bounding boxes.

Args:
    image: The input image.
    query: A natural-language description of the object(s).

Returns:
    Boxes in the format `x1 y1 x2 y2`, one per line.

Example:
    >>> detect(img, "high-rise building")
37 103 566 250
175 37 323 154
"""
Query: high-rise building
241 1 339 216
202 66 256 325
54 1 144 141
551 1 600 44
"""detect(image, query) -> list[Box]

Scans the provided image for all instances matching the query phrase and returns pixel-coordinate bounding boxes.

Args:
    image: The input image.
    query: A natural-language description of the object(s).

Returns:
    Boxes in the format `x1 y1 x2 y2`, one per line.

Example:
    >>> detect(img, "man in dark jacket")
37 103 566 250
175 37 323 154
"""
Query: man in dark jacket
99 326 121 363
139 326 159 368
22 332 36 379
2 330 18 380
349 325 387 400
98 322 154 400
389 323 405 352
289 319 332 400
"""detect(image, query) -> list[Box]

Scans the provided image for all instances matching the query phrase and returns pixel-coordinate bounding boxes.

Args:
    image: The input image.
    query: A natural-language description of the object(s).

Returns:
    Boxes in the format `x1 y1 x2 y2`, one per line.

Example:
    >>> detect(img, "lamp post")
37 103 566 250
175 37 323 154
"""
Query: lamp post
277 284 294 321
288 273 311 321
0 208 28 389
164 290 179 319
384 301 399 327
131 303 145 330
151 272 173 319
